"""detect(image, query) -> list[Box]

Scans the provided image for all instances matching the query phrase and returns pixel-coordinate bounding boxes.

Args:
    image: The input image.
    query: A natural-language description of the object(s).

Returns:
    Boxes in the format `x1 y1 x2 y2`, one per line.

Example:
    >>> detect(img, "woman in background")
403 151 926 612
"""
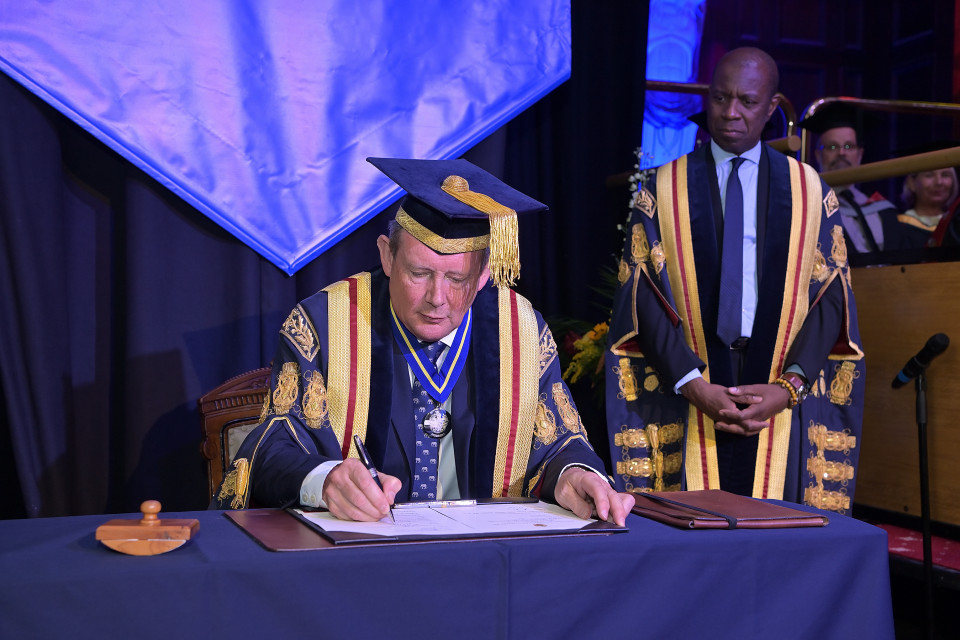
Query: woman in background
899 167 959 246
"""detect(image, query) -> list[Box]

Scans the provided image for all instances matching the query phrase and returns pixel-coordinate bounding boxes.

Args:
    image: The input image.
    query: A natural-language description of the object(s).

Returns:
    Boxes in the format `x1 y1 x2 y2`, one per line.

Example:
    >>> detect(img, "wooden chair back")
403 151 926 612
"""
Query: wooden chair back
199 367 271 500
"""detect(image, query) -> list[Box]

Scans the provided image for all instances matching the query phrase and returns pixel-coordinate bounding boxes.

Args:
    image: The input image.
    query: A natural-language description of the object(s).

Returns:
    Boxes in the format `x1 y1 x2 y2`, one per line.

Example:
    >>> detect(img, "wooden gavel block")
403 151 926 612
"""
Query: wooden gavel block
96 500 199 556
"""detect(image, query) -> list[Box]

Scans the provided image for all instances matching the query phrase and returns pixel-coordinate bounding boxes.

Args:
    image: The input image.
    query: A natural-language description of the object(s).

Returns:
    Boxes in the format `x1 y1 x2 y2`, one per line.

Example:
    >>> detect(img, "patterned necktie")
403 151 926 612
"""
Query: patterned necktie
717 156 745 346
410 341 445 500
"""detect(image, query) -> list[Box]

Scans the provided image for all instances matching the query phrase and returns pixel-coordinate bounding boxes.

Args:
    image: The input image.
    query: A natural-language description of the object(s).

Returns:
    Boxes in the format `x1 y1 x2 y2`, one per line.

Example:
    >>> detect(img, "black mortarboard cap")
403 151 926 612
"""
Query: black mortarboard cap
797 102 863 136
367 157 547 288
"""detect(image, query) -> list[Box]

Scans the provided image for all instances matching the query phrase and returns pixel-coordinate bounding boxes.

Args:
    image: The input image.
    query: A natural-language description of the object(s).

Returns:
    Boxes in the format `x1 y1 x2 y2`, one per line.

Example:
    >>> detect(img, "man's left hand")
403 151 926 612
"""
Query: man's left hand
716 383 792 434
554 467 634 526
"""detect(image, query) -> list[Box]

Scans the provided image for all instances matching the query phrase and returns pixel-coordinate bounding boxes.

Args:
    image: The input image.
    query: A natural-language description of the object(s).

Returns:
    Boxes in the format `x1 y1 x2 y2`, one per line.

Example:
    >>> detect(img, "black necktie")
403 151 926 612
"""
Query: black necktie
717 157 745 346
839 189 880 253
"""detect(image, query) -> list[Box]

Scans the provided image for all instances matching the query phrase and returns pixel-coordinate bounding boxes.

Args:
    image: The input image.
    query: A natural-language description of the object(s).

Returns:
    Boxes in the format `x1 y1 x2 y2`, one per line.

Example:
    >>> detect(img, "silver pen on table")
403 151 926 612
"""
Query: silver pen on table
393 499 478 509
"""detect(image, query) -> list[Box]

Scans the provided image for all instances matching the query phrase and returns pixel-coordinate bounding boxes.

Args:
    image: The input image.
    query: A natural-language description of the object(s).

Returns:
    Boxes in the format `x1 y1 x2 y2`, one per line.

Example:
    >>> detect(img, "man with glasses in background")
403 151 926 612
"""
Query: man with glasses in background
799 102 914 254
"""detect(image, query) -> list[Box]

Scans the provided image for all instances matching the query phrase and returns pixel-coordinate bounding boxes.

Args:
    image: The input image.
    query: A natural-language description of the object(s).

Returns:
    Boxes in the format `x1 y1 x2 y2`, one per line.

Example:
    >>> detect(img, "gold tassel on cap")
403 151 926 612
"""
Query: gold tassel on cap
441 175 520 289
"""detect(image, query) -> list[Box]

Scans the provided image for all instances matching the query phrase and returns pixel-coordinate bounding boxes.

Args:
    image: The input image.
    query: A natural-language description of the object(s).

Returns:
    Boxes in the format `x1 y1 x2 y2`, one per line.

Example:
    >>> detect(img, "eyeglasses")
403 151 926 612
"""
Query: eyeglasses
819 143 859 152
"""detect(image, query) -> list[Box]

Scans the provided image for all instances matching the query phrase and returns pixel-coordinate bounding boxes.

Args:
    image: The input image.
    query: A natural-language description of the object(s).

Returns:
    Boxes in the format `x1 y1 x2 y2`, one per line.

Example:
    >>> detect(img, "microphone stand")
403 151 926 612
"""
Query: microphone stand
915 371 935 640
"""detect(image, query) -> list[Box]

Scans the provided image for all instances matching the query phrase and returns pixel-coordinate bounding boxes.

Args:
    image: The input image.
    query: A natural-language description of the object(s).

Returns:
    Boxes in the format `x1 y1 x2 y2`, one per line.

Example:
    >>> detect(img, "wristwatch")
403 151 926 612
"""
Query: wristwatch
779 372 809 405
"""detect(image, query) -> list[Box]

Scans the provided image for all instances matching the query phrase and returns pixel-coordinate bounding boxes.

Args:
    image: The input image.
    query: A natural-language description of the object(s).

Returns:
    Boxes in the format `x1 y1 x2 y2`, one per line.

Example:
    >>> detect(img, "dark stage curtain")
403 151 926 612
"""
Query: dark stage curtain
0 1 648 518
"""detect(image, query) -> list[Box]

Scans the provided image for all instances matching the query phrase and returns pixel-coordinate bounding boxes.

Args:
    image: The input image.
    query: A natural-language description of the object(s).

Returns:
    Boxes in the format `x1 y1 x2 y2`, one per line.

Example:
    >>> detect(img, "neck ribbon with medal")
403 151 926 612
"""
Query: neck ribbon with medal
390 304 472 439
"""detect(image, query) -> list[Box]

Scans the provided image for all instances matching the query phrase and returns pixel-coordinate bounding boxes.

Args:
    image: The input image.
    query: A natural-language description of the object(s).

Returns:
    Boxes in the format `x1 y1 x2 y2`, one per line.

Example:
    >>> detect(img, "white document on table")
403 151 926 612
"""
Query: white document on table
295 500 597 538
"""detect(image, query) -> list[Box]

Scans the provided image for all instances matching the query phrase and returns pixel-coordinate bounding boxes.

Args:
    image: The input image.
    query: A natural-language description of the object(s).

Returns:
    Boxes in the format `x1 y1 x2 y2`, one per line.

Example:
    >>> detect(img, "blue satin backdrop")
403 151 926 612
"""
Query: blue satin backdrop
0 1 571 274
641 0 706 170
0 2 649 519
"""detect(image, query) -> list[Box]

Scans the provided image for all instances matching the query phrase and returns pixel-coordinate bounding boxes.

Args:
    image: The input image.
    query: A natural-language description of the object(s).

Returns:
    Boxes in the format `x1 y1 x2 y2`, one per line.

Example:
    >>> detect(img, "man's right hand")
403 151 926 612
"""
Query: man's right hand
322 458 401 522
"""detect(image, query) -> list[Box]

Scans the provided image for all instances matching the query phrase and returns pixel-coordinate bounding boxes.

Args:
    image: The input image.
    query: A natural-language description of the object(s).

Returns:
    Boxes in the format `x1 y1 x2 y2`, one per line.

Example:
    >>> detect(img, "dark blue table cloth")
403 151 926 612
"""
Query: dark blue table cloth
0 504 894 639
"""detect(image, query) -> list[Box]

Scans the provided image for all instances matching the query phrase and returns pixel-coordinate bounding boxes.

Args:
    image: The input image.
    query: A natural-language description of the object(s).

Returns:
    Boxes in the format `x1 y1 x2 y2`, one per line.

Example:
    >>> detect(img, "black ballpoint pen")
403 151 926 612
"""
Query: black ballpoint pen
352 434 395 523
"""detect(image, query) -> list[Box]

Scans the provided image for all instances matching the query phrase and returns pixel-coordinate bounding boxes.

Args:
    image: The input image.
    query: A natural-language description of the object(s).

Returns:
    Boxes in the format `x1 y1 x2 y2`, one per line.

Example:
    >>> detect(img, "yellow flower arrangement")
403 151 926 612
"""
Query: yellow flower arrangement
563 322 609 385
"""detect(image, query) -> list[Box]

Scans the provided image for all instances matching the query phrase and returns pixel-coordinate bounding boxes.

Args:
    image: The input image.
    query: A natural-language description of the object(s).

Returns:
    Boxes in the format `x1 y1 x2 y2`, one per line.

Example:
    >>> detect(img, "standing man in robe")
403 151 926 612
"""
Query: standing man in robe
605 47 865 514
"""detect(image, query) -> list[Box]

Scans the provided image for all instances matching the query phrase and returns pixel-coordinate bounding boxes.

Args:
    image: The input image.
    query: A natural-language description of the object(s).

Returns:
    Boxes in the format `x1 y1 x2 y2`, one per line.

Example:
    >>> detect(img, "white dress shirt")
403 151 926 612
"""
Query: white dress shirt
673 140 762 391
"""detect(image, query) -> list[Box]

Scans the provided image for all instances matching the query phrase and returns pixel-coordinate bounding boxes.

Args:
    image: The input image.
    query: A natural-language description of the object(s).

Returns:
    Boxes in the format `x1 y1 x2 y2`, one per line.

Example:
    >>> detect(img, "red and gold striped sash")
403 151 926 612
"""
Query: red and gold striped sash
492 288 539 497
657 156 822 498
322 272 372 460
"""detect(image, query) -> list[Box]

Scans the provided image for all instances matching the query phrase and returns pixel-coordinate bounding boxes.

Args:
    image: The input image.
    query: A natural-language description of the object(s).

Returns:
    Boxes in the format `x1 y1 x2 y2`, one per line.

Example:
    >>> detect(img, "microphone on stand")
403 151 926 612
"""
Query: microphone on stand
891 333 950 389
892 332 950 640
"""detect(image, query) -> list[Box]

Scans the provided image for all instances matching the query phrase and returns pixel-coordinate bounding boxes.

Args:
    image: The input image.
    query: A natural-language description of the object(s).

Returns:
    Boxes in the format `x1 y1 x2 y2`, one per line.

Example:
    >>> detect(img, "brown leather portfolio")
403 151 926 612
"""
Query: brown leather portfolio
631 490 829 529
226 507 625 551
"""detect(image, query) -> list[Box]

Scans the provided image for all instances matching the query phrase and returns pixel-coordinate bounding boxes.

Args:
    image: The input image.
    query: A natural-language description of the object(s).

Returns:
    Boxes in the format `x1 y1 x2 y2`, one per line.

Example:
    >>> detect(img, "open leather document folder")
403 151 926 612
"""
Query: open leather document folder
227 499 626 550
631 489 829 529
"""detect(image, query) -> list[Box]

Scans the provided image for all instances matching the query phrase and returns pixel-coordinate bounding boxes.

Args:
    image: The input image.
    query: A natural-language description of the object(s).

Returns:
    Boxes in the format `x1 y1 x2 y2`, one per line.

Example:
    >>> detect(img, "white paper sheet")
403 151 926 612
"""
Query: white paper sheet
295 501 597 538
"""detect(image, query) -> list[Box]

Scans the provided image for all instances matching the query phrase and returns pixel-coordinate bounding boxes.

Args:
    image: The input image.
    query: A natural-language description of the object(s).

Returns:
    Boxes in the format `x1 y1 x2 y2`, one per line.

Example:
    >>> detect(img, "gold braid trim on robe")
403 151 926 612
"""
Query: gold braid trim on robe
656 156 718 491
751 160 822 500
322 272 372 460
656 156 824 499
492 288 540 497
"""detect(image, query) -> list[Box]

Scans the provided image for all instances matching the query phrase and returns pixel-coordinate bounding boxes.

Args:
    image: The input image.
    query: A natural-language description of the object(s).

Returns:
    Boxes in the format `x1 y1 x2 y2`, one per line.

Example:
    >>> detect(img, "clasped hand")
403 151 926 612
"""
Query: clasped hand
680 377 791 435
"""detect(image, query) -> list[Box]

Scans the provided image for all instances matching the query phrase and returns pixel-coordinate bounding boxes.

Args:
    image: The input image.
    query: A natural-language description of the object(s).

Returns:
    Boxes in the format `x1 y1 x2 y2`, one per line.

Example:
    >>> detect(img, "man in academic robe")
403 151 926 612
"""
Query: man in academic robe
214 157 633 525
605 48 865 514
799 101 927 253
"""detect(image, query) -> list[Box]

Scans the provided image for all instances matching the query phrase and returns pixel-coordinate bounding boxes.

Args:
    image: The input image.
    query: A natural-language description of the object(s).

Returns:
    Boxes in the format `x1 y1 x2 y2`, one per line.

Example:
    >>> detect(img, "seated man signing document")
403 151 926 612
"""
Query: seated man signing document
213 157 634 525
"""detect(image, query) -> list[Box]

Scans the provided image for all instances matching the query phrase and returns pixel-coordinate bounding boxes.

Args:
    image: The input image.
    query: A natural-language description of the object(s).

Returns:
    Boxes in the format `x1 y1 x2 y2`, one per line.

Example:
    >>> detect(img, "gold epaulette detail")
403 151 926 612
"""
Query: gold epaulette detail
811 249 829 283
829 224 848 268
808 423 857 455
534 394 558 446
258 392 270 424
302 370 329 429
617 457 654 478
643 366 661 392
807 457 855 483
631 223 650 264
614 357 639 401
272 362 299 415
806 418 856 513
615 428 647 449
650 242 665 275
634 187 657 218
218 458 250 509
618 258 631 284
538 325 558 378
804 485 850 513
280 306 319 362
616 422 683 492
663 451 683 475
552 382 583 434
828 361 859 406
824 189 840 218
656 422 684 445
